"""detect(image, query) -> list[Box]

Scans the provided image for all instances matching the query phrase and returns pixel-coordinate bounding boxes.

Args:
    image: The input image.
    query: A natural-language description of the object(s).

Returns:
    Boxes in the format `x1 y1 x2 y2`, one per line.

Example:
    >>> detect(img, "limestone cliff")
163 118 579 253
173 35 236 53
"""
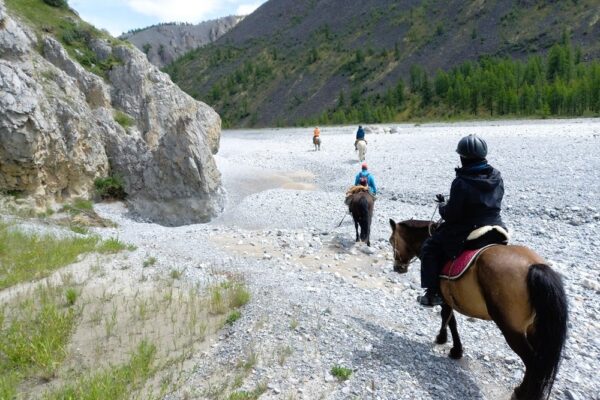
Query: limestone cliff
0 0 224 225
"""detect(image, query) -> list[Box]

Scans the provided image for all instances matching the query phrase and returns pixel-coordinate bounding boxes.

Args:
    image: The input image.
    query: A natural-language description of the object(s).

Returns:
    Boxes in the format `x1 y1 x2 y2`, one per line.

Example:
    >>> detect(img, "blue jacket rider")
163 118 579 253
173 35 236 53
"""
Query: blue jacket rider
355 162 377 195
356 125 365 140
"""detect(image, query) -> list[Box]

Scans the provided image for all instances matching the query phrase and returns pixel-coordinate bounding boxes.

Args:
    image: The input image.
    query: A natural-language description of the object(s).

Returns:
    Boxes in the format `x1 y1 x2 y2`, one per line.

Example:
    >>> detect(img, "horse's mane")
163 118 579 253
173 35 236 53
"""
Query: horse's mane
399 219 431 229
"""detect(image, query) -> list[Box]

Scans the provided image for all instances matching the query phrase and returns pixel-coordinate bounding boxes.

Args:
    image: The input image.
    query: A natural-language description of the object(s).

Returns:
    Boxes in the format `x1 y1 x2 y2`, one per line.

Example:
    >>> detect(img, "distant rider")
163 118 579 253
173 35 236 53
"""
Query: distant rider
355 125 366 150
313 126 320 139
418 134 506 306
355 162 377 196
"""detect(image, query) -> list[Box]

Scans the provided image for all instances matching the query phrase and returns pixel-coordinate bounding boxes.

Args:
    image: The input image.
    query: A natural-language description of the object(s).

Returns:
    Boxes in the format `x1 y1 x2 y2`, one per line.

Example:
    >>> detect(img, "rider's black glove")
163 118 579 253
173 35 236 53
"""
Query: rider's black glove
435 194 445 203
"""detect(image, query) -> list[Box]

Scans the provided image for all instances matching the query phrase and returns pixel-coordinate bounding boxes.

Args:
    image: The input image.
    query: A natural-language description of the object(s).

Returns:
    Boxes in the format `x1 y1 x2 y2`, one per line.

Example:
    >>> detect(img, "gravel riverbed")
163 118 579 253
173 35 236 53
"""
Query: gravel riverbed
95 119 599 399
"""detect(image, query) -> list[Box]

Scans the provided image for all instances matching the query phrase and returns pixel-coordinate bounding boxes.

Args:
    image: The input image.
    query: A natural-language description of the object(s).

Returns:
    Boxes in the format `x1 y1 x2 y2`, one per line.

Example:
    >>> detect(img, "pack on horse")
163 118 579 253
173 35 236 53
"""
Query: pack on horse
345 186 374 246
388 219 568 400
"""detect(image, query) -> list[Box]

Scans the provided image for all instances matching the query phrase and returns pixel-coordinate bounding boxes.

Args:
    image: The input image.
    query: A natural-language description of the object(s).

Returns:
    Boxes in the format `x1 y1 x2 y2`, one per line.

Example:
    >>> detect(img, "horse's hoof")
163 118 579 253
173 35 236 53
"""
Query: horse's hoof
449 347 463 359
435 333 447 345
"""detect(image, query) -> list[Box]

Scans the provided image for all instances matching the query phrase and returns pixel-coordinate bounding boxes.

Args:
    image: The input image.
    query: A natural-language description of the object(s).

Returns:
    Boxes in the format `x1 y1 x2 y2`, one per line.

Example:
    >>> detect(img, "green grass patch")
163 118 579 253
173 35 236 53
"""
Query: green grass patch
0 284 78 396
228 384 267 400
209 280 251 315
61 199 94 215
0 223 135 289
5 0 123 79
169 269 182 280
142 257 157 268
70 225 89 235
225 310 241 325
114 111 135 129
330 365 352 381
65 287 78 306
45 340 156 400
97 237 135 254
0 222 99 289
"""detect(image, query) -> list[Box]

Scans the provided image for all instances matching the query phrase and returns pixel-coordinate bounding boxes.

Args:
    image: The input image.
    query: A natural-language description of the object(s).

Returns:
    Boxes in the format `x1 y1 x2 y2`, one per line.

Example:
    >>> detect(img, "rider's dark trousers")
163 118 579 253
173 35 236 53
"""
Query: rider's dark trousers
420 233 447 290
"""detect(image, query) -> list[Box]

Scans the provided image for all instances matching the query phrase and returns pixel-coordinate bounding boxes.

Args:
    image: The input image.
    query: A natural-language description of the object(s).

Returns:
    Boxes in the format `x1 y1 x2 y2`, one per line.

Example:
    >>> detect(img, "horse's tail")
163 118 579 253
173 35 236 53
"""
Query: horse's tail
526 263 568 399
356 196 369 242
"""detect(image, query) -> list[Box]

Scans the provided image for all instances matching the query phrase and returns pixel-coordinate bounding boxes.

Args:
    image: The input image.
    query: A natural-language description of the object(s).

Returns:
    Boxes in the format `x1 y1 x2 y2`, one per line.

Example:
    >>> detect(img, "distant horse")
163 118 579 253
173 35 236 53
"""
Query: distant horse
356 140 367 161
313 136 321 151
347 189 374 246
388 219 568 400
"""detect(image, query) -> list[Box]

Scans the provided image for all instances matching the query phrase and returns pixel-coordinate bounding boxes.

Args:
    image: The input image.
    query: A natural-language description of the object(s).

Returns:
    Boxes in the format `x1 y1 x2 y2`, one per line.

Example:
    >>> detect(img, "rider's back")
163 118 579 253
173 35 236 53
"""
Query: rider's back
441 163 504 228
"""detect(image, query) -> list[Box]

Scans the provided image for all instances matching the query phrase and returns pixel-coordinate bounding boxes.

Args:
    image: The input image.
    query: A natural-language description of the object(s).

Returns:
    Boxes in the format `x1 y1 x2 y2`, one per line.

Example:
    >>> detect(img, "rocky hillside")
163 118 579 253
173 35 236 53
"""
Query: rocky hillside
165 0 600 127
121 16 244 68
0 0 224 225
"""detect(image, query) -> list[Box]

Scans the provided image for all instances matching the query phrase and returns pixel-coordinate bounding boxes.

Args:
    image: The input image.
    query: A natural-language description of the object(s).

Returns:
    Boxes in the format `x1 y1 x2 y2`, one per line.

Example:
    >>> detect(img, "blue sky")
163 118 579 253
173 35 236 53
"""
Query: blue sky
69 0 267 36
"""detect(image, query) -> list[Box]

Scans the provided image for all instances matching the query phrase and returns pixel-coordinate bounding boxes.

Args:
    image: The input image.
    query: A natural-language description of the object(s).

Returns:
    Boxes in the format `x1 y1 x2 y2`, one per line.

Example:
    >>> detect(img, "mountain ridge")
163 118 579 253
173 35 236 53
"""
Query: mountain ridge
121 15 244 68
165 0 600 127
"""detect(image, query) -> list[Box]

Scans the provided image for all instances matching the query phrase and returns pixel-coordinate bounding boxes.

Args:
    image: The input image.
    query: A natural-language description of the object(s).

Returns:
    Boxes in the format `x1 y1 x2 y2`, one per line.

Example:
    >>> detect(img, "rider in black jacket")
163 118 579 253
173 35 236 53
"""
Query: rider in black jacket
418 134 506 306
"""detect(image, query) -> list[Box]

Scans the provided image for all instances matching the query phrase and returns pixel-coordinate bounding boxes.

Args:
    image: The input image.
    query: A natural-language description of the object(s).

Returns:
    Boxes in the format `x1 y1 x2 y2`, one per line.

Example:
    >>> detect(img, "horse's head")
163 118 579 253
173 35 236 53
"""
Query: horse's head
389 218 427 274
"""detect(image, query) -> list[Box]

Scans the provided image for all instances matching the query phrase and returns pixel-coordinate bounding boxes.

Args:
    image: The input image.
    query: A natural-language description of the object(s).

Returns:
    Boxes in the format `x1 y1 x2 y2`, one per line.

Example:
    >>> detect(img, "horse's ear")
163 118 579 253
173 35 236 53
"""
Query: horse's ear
389 218 396 231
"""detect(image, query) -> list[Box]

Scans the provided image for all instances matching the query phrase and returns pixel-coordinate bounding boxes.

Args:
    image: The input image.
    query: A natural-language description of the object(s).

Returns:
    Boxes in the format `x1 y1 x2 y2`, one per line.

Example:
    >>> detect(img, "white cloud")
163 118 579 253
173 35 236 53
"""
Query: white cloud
235 2 262 16
125 0 219 22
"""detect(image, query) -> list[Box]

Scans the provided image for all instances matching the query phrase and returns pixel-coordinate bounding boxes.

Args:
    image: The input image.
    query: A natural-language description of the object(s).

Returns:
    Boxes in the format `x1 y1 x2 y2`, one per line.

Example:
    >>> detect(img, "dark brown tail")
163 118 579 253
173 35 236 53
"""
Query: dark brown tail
526 264 568 399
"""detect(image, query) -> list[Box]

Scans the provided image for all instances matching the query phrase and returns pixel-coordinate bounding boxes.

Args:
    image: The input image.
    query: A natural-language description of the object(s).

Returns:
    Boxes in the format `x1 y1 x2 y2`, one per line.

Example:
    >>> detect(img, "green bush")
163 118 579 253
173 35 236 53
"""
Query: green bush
331 365 352 381
43 0 68 8
94 176 126 200
225 310 241 325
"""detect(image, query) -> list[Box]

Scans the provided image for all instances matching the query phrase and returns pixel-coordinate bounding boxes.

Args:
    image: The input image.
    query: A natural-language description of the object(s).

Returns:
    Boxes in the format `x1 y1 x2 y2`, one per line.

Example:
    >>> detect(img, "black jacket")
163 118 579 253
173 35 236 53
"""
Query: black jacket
437 163 505 257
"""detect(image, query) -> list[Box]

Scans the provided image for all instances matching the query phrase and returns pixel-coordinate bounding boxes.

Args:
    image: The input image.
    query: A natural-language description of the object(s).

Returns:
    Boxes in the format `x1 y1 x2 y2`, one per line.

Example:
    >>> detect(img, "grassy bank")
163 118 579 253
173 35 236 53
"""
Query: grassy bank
0 222 132 289
0 217 251 398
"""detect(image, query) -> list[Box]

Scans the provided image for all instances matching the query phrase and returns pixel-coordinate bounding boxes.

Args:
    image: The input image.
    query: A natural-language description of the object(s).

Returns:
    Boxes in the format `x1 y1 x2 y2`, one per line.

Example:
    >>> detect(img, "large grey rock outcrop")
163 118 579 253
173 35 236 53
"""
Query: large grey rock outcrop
0 1 224 225
121 16 244 68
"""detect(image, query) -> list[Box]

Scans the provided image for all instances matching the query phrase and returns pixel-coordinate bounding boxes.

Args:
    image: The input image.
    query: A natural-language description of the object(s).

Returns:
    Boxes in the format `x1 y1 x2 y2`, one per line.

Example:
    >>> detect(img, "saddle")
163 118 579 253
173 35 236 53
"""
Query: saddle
439 225 510 280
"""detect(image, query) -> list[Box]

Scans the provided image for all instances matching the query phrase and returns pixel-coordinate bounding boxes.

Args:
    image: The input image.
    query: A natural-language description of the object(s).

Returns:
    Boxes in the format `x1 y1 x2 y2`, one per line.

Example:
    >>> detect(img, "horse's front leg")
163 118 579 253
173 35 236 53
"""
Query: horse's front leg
354 220 359 242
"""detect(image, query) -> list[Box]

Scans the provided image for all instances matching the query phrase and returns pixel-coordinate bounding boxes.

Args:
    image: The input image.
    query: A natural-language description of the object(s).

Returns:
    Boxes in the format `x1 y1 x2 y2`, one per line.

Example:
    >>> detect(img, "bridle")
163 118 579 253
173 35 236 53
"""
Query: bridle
392 234 420 268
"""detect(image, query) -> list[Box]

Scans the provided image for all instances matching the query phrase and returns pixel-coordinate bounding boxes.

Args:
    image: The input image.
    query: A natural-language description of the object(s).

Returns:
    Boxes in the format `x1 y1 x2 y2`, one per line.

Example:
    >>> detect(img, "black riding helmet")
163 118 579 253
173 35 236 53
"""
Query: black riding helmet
456 134 488 159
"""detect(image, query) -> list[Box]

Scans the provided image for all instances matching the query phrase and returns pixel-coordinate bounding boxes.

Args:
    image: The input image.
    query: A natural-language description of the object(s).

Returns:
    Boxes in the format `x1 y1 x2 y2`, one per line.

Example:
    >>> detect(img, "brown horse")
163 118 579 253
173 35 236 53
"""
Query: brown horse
388 219 568 400
348 190 374 246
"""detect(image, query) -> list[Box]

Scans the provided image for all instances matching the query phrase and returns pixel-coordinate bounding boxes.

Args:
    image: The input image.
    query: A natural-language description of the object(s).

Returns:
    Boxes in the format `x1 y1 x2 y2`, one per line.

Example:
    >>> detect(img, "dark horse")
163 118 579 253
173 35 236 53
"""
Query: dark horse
348 190 374 246
389 219 568 400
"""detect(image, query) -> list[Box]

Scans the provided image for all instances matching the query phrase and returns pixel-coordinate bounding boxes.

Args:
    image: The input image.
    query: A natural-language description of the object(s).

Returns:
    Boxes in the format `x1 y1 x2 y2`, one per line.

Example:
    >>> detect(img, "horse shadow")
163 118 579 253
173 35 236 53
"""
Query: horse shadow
344 158 358 165
350 317 486 399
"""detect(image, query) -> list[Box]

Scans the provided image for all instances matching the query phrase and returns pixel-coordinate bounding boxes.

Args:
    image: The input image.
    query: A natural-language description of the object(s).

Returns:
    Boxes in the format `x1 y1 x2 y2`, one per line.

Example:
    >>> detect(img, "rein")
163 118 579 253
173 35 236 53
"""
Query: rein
428 204 439 237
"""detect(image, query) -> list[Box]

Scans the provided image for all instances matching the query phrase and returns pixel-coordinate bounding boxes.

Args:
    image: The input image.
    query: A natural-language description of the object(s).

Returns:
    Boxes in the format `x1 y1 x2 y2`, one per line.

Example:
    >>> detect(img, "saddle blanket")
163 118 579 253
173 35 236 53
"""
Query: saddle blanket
440 244 498 280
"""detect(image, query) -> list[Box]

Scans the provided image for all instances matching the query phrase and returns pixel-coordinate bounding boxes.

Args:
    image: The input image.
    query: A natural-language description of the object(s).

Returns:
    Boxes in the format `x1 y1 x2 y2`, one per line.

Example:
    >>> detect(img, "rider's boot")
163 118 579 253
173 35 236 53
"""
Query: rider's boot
417 287 444 307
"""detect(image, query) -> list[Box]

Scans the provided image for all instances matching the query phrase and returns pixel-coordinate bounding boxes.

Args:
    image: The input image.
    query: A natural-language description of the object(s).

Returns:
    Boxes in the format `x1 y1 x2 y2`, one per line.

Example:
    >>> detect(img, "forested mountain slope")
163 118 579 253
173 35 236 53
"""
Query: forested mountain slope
165 0 600 127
